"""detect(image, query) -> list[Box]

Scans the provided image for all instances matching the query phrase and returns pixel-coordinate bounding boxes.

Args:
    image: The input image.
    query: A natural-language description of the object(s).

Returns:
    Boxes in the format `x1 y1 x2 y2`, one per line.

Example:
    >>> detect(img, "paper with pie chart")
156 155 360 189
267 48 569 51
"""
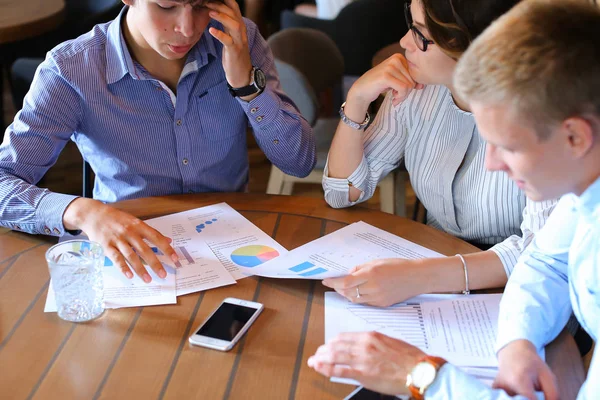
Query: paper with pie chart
162 203 289 280
230 245 280 267
249 221 443 279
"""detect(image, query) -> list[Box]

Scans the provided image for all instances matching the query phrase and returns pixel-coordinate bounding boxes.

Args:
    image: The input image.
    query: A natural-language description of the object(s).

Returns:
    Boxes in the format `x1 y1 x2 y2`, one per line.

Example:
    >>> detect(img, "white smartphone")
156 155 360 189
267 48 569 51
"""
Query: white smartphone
188 297 264 351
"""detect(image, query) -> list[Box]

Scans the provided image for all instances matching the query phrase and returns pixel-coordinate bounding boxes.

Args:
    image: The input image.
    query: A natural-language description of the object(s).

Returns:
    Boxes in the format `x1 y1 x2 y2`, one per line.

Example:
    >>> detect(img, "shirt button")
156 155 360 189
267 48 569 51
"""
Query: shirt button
256 116 263 122
250 107 258 114
53 228 60 234
44 227 51 234
182 158 189 165
273 139 279 144
176 119 182 126
14 225 21 230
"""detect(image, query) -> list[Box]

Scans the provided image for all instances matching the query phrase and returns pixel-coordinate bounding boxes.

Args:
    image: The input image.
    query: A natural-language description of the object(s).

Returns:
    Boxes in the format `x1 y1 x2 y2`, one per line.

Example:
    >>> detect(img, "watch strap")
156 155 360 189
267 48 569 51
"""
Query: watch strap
407 356 447 400
339 102 371 130
228 67 264 97
228 82 260 97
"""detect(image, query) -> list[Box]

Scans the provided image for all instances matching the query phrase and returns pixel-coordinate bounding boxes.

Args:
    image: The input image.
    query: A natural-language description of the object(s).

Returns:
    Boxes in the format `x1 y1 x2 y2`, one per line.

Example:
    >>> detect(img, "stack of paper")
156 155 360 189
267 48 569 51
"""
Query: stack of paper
325 293 504 389
45 203 288 311
325 292 548 393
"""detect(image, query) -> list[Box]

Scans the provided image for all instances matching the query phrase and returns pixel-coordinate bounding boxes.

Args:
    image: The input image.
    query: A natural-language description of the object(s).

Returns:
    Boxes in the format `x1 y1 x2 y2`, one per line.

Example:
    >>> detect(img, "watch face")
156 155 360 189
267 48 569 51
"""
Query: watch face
254 68 267 89
410 362 437 388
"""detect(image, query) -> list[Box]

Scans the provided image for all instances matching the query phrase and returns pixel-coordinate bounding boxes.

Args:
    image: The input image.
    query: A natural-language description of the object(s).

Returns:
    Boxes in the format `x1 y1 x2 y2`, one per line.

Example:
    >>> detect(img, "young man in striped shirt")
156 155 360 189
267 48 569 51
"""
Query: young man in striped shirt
0 0 315 282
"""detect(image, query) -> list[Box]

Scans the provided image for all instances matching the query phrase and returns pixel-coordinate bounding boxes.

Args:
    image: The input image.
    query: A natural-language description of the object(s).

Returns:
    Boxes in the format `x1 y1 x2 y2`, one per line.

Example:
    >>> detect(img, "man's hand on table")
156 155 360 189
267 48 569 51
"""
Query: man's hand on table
307 331 425 395
63 197 179 283
494 339 558 400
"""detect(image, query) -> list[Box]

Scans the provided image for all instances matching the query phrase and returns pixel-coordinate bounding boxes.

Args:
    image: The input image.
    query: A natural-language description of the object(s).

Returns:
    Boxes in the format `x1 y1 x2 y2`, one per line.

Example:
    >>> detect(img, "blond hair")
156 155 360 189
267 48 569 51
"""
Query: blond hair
454 0 600 138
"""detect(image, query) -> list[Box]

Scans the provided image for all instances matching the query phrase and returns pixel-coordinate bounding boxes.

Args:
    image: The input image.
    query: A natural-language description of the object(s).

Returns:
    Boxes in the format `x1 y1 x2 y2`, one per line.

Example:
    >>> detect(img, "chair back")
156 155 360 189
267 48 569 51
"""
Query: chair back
267 28 344 97
281 0 407 76
274 60 319 126
64 0 122 38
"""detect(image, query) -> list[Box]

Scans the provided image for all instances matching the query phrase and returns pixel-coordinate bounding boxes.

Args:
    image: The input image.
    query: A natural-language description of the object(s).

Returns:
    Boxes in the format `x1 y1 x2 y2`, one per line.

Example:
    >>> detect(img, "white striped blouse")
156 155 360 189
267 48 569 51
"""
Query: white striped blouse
322 86 556 276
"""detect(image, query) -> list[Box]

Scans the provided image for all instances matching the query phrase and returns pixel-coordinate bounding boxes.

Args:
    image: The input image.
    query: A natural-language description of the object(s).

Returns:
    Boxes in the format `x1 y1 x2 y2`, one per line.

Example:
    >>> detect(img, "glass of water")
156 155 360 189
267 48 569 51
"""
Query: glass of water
46 240 105 322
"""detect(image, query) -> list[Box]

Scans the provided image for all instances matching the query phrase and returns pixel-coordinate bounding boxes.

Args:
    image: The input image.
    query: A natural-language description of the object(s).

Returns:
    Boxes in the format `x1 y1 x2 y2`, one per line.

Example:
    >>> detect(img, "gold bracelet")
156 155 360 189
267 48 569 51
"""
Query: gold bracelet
455 254 470 295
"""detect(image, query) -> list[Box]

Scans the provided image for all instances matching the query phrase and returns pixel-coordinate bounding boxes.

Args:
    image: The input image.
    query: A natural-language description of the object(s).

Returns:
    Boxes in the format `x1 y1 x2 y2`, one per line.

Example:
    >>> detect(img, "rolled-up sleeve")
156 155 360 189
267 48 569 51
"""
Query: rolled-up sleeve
323 91 407 208
490 197 557 276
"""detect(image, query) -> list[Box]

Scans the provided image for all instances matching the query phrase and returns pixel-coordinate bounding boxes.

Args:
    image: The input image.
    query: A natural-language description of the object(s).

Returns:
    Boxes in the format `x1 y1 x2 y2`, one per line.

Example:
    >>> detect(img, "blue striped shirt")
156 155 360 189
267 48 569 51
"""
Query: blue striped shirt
0 7 315 237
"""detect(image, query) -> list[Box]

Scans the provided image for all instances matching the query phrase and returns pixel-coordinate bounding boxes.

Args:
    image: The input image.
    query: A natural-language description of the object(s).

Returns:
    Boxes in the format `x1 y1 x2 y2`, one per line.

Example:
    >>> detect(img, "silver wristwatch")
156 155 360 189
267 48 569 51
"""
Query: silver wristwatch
339 102 371 130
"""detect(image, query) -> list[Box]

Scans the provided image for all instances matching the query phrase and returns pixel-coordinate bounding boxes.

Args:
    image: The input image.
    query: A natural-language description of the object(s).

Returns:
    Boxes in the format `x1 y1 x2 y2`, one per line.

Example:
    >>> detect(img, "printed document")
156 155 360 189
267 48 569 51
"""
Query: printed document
144 212 236 295
324 292 503 389
44 208 238 310
160 203 288 280
250 221 442 279
44 202 289 310
325 292 501 367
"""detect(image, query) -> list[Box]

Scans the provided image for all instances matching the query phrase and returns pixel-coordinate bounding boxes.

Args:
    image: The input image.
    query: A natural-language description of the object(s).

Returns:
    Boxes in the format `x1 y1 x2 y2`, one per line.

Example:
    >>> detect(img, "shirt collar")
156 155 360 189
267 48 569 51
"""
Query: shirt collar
105 6 138 84
105 7 220 85
185 20 220 67
575 174 600 220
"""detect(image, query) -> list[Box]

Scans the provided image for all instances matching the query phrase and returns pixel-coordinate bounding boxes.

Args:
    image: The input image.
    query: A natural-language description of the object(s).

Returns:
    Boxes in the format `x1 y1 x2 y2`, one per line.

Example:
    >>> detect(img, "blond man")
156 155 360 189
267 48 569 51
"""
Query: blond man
308 1 600 399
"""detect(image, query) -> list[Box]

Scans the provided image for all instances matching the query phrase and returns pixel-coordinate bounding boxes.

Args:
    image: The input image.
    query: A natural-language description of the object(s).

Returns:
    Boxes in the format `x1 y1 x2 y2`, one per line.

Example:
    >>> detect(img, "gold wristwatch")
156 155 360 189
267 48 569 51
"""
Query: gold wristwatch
406 356 447 400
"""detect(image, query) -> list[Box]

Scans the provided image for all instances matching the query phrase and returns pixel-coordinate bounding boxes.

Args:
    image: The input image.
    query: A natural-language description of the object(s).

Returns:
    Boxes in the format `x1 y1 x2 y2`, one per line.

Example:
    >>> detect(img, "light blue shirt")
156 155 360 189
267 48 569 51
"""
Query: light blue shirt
0 7 315 237
426 176 600 399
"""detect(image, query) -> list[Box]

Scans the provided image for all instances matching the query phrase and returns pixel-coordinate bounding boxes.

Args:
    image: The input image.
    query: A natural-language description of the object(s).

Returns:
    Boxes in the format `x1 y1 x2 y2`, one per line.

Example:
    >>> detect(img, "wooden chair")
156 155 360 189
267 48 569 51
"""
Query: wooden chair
265 28 404 215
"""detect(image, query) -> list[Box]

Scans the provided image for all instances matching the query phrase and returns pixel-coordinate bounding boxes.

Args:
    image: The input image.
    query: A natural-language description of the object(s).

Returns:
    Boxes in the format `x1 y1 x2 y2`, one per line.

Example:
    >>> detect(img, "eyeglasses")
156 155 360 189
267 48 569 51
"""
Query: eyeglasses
404 1 435 52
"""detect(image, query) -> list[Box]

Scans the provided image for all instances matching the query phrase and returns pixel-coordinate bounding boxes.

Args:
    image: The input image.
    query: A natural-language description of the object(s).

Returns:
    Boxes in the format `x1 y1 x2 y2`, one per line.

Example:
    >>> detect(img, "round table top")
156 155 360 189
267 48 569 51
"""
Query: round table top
0 193 584 399
0 0 65 44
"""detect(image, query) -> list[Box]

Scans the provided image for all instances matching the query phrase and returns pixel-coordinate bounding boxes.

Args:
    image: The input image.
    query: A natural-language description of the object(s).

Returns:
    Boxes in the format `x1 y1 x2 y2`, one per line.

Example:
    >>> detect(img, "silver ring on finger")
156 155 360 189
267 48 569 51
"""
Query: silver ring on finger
356 286 361 299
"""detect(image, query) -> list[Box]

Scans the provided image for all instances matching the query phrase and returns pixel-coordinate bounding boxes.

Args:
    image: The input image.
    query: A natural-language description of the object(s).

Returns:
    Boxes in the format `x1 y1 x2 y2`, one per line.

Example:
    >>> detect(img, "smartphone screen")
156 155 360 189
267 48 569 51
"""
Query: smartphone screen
195 302 259 341
344 387 398 400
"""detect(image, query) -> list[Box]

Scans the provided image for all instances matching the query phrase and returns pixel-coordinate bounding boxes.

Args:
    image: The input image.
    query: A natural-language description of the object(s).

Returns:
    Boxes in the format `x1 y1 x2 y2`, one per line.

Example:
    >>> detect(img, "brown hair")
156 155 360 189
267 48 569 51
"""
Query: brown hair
454 0 600 138
420 0 521 59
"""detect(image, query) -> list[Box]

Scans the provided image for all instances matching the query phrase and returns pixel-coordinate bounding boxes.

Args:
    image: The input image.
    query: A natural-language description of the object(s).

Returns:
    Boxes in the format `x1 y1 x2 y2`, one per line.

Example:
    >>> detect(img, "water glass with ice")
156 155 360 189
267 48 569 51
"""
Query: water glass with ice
46 240 105 322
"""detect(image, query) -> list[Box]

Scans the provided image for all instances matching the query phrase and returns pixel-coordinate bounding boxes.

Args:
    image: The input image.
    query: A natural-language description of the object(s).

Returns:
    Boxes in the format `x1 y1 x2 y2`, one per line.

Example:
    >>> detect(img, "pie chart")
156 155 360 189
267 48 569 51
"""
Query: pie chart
230 245 280 267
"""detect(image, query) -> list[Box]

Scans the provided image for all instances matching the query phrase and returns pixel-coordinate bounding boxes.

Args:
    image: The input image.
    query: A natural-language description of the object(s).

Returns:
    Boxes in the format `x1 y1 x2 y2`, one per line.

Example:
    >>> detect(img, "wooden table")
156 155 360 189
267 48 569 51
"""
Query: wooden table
0 193 586 399
0 0 65 44
0 0 66 128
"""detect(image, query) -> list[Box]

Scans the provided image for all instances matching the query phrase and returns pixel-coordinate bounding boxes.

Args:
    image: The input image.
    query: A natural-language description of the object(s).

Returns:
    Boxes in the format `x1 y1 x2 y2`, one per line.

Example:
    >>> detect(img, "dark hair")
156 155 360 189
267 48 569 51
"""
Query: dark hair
454 0 600 138
420 0 521 59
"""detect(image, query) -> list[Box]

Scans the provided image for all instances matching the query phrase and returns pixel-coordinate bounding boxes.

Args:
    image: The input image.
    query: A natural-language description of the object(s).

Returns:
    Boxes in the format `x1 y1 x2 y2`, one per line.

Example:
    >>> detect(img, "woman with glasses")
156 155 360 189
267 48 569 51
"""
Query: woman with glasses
321 0 557 306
